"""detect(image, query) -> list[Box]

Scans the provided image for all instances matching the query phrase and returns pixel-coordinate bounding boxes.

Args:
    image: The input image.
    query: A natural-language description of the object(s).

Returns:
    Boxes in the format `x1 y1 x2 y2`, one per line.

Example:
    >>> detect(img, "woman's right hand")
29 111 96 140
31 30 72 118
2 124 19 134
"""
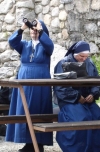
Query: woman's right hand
79 96 86 104
21 23 28 31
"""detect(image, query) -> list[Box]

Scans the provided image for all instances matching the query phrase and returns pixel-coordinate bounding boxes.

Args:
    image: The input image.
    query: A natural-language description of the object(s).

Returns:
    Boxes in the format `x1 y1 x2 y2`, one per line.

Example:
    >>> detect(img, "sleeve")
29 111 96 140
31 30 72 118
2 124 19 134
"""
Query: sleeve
17 29 24 35
8 30 24 54
39 32 54 56
54 59 81 104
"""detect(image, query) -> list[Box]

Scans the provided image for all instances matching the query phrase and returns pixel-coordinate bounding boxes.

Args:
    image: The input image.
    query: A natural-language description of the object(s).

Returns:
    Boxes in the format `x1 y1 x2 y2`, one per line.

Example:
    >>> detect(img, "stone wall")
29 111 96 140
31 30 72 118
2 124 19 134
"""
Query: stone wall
0 0 100 79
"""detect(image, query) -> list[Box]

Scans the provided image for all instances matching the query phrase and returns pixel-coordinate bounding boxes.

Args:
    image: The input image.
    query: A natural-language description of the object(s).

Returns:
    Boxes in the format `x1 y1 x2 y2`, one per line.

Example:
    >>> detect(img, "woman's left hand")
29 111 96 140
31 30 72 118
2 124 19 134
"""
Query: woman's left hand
33 19 43 32
85 94 94 103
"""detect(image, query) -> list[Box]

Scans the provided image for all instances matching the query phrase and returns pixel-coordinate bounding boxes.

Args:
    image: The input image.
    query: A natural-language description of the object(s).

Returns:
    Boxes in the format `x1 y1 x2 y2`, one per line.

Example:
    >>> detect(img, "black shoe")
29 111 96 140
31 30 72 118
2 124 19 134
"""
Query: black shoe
38 144 44 152
18 143 44 152
0 124 6 136
18 144 35 152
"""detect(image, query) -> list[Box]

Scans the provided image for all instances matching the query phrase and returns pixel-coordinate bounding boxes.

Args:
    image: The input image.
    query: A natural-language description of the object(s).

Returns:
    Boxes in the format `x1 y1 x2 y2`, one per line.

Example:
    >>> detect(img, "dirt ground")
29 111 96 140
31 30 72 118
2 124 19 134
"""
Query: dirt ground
0 134 62 152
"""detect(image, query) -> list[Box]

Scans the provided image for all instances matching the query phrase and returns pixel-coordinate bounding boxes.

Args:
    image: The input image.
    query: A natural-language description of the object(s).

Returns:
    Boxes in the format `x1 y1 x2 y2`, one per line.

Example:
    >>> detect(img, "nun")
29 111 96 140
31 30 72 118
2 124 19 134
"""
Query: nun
6 19 54 152
54 41 100 152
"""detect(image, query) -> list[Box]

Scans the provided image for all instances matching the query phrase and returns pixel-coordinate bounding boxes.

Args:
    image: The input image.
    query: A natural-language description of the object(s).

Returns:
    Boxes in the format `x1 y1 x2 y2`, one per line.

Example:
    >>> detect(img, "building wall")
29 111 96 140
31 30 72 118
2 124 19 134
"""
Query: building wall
0 0 100 79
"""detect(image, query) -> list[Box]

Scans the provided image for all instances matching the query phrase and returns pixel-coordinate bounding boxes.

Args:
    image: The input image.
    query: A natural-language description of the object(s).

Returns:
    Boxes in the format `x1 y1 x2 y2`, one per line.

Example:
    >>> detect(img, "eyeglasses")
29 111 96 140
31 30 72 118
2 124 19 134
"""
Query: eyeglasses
78 53 90 58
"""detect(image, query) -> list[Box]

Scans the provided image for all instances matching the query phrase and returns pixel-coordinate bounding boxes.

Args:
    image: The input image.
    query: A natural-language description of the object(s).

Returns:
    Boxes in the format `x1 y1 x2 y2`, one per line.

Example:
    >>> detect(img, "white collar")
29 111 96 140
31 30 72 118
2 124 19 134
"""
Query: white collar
32 40 39 49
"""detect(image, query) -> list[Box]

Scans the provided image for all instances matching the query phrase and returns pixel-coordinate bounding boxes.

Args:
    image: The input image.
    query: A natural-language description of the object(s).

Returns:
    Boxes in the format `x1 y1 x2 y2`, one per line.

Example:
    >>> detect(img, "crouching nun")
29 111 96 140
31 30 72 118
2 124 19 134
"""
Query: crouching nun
54 41 100 152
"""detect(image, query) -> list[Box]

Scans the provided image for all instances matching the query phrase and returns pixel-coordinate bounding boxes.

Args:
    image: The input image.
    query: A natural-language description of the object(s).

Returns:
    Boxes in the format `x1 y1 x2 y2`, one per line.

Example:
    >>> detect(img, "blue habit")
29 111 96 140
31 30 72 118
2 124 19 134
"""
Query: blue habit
54 54 100 152
6 24 54 145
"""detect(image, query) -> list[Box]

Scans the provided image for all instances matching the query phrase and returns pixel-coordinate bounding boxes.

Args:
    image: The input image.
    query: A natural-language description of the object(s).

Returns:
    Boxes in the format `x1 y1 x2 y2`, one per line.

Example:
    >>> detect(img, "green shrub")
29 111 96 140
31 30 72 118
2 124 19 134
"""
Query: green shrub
91 54 100 105
91 54 100 75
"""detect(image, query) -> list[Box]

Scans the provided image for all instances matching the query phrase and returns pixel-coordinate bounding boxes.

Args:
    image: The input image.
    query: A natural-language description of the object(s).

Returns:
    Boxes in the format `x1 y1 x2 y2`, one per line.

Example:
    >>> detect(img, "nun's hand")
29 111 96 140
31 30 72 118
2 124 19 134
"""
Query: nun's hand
79 96 86 104
33 19 43 32
21 23 28 30
85 94 94 103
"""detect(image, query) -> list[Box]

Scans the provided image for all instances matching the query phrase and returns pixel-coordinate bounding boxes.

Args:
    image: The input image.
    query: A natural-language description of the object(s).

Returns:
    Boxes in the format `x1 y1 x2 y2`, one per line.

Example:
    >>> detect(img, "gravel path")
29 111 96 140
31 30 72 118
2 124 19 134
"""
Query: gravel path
0 133 62 152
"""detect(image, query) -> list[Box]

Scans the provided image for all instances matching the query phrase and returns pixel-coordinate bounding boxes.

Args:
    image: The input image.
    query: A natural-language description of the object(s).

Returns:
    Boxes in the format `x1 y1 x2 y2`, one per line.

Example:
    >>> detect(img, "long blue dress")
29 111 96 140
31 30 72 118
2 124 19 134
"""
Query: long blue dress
6 21 54 145
54 54 100 152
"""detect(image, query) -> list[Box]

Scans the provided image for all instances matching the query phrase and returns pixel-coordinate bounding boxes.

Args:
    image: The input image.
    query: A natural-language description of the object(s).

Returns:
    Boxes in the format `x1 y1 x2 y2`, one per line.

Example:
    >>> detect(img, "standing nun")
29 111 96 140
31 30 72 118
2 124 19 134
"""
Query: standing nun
54 41 100 152
6 19 54 152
